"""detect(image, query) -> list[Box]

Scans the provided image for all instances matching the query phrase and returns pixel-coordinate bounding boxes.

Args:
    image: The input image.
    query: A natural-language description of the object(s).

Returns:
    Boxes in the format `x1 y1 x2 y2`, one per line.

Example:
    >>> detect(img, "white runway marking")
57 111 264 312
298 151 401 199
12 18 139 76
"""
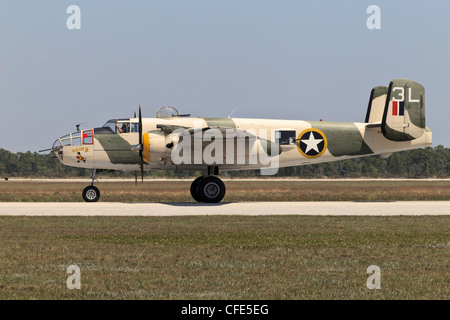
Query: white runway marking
0 201 448 216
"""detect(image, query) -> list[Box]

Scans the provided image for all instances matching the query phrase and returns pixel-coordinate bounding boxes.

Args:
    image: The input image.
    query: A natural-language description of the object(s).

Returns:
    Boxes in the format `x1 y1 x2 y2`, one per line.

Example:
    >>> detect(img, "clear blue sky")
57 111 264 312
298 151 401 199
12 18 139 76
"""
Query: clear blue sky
1 1 449 152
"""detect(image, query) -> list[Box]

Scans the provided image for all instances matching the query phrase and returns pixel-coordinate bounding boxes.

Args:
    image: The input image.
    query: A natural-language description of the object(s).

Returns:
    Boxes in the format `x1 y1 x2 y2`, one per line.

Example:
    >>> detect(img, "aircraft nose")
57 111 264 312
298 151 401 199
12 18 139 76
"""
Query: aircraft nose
52 138 64 160
51 131 85 160
52 138 62 149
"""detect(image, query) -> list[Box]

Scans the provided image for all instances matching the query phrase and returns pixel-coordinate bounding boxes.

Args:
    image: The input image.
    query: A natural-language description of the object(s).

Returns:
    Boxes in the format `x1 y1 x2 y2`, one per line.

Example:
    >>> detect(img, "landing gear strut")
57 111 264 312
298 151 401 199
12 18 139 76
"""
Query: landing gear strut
190 168 226 203
82 169 100 202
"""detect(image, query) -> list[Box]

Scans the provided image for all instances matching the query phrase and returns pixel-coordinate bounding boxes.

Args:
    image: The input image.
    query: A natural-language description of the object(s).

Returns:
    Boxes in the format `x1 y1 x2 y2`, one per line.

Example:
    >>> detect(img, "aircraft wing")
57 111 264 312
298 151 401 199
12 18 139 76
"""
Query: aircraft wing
181 126 281 157
146 125 281 165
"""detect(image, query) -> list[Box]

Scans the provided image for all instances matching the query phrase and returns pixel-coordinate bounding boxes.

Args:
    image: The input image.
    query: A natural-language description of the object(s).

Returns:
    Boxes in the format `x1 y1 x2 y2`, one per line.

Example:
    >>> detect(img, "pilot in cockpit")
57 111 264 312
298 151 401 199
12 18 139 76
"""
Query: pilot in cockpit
115 123 128 133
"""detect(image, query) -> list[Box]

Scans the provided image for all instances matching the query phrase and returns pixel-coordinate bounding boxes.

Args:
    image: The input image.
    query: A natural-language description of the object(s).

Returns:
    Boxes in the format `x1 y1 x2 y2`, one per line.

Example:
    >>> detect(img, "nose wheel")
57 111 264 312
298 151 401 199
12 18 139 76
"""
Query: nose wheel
82 169 101 202
82 185 100 202
190 176 226 203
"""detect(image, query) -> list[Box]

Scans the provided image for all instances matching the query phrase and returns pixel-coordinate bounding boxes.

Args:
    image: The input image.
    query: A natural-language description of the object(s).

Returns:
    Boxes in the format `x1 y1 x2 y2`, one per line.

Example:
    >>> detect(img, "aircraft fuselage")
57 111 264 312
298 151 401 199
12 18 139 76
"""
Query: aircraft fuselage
53 116 432 173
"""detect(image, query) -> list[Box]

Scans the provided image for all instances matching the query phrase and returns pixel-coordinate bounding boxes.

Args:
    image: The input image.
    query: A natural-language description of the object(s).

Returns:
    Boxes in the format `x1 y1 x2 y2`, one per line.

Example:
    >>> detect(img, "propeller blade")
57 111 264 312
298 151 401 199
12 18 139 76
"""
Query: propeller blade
139 105 144 183
139 105 143 142
141 158 144 183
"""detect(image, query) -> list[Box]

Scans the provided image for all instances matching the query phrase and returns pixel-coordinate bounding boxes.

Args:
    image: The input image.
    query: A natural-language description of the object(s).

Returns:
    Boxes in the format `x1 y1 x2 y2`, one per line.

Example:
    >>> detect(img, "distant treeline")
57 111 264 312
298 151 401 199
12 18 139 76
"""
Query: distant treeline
0 145 449 178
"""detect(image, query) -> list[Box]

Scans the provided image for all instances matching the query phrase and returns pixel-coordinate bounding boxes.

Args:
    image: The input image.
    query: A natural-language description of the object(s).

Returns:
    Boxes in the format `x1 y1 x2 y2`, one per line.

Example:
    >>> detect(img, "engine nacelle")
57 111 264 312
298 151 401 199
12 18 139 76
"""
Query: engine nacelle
143 131 175 164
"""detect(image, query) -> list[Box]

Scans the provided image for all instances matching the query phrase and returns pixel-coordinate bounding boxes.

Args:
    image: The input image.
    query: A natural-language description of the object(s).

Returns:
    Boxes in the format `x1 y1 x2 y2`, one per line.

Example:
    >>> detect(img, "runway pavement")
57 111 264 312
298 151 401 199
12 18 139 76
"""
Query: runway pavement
6 178 450 182
0 201 448 216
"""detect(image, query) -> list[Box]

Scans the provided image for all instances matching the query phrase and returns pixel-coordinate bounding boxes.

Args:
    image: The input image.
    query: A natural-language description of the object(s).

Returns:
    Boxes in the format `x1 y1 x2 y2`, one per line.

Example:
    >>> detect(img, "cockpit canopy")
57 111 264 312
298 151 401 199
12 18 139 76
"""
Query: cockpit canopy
52 107 191 150
102 119 139 134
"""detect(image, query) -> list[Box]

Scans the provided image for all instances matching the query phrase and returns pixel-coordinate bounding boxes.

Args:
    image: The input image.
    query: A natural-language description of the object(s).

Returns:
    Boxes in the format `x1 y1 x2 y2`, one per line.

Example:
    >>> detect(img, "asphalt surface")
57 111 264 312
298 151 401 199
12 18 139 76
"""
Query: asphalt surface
0 201 448 216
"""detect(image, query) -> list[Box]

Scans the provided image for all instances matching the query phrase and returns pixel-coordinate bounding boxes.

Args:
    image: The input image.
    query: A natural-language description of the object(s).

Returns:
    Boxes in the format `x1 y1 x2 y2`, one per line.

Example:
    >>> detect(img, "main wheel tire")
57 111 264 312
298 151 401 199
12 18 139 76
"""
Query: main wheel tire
190 176 204 202
82 185 100 202
197 176 226 203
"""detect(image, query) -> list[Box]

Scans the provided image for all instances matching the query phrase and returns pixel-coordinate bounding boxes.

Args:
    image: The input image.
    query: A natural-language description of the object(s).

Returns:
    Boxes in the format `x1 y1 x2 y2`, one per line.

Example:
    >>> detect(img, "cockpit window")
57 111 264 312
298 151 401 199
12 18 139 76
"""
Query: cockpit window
103 120 117 133
72 133 81 146
60 134 72 146
103 119 137 134
82 129 94 144
52 131 82 149
116 122 129 133
130 123 139 132
275 130 296 145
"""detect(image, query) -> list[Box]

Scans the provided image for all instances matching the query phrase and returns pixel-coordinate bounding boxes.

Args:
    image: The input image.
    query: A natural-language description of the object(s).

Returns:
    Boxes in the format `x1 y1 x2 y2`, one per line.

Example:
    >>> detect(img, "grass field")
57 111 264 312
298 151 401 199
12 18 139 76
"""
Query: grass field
0 179 449 202
0 215 448 300
0 179 448 300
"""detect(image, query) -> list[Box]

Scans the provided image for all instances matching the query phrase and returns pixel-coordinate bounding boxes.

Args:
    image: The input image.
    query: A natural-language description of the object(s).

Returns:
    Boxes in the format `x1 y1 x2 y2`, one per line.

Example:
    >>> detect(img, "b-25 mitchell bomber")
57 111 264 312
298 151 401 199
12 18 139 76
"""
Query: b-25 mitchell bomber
43 79 432 203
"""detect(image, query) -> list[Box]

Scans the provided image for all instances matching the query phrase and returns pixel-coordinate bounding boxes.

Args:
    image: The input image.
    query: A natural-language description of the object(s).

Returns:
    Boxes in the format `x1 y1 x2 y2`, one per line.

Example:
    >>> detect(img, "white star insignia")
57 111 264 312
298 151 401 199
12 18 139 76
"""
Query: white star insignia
301 132 323 153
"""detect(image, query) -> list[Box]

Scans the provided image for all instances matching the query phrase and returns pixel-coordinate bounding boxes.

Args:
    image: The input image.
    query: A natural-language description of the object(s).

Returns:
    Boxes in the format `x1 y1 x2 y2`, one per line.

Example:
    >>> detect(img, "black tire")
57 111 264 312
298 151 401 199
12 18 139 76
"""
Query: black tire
82 185 100 202
197 176 226 203
190 176 204 202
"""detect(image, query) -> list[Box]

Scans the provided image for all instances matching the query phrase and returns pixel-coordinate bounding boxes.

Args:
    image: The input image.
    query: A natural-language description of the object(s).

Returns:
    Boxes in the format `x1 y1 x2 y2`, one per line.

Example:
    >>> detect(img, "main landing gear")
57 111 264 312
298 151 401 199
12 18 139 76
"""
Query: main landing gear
82 169 100 202
81 168 226 203
190 170 226 203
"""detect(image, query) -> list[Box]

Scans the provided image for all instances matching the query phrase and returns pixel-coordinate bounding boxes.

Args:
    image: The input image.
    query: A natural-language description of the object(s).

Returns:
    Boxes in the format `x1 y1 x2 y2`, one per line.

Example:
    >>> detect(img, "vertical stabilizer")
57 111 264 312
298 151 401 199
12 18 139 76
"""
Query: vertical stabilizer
382 79 425 141
365 86 388 123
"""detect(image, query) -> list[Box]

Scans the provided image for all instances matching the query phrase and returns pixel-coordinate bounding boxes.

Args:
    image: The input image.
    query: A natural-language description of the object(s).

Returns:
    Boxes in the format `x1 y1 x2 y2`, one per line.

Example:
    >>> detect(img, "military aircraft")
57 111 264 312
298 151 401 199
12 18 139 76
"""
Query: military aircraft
43 79 432 203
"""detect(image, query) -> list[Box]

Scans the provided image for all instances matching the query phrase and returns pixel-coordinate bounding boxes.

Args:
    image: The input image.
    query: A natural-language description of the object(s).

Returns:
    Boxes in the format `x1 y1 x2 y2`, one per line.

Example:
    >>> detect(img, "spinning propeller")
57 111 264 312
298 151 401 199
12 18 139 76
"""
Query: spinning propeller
132 105 145 185
138 105 144 183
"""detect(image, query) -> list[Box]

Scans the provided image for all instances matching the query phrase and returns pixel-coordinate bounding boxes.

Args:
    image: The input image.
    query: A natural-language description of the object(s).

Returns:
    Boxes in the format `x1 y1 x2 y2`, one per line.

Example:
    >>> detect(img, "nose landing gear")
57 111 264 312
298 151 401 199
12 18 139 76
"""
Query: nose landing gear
82 169 101 202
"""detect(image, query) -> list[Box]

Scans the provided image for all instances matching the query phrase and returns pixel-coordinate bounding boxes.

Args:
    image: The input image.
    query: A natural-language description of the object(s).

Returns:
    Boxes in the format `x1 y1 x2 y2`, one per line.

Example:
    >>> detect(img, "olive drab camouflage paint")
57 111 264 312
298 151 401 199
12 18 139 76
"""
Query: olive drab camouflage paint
382 79 426 141
50 79 432 202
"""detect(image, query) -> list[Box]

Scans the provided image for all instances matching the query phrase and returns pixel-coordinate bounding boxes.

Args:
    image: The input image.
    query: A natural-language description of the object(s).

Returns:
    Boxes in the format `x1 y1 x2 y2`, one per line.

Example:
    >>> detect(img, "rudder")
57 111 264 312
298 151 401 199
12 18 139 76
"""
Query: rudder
382 79 425 141
365 86 388 123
